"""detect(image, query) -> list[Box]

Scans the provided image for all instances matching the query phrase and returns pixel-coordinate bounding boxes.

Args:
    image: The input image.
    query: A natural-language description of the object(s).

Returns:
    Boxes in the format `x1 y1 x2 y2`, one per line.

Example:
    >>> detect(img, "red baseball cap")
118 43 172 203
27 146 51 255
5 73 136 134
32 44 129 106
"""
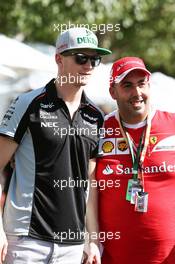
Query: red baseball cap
110 57 151 87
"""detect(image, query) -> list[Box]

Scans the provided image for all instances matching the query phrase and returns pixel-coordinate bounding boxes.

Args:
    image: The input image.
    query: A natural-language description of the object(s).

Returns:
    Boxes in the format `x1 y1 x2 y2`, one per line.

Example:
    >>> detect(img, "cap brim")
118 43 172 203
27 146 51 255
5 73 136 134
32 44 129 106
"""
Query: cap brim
95 47 112 55
114 67 151 84
60 47 112 55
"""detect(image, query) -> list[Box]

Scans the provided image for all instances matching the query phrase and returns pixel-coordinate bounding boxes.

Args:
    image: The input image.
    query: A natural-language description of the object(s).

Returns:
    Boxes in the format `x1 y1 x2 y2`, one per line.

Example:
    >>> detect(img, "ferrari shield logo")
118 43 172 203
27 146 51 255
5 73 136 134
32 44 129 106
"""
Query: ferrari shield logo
150 136 157 144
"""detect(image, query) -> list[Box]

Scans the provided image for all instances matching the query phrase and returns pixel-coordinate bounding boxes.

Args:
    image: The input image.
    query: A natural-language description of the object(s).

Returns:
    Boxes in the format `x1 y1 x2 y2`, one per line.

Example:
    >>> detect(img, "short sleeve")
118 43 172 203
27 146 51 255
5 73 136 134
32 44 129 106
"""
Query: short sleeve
0 95 30 144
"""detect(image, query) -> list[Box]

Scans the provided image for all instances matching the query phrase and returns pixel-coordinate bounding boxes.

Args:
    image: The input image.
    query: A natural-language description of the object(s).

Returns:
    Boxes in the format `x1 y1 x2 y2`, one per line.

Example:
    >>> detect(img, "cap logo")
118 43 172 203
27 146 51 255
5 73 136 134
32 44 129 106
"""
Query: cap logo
57 43 68 51
116 60 144 72
77 36 97 46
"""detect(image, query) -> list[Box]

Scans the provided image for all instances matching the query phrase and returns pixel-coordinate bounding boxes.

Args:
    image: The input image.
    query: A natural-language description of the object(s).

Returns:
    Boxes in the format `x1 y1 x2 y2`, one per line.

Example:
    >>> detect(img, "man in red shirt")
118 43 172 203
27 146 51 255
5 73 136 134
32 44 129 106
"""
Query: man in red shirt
96 57 175 264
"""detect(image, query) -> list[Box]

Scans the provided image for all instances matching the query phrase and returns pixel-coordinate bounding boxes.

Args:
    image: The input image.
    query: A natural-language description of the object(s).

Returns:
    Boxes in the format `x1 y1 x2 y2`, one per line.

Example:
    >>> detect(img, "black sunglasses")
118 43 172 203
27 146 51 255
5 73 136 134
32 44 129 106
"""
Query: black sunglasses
62 52 102 67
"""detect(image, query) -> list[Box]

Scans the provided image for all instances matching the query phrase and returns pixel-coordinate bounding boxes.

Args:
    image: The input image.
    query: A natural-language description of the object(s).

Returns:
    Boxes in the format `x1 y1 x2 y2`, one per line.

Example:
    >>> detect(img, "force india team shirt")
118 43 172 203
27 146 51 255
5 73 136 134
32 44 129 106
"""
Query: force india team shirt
0 79 104 244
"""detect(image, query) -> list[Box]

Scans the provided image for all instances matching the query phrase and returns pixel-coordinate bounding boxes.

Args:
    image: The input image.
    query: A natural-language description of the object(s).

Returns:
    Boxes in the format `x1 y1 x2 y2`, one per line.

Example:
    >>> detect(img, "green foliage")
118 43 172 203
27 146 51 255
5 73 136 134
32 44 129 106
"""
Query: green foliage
0 0 175 76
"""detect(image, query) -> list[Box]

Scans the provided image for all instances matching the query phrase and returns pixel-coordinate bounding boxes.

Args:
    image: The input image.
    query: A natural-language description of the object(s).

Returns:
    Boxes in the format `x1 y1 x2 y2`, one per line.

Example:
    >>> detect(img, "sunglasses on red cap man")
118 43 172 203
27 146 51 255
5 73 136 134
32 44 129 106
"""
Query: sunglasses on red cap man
110 57 151 87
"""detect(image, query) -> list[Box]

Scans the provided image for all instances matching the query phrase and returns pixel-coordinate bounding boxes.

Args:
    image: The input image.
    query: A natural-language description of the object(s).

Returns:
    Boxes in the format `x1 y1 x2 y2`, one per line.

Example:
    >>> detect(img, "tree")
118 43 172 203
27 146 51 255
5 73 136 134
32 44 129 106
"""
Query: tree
0 0 175 76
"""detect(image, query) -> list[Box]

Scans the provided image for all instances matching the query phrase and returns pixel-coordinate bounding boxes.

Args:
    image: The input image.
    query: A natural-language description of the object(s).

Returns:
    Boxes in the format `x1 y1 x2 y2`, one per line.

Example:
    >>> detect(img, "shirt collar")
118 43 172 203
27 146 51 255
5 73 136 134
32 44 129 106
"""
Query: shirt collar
45 78 90 108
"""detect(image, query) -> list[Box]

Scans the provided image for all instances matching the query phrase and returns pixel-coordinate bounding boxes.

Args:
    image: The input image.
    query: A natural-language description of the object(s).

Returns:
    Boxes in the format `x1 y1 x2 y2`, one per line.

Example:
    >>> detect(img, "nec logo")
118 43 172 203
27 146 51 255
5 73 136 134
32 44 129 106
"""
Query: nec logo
41 122 59 127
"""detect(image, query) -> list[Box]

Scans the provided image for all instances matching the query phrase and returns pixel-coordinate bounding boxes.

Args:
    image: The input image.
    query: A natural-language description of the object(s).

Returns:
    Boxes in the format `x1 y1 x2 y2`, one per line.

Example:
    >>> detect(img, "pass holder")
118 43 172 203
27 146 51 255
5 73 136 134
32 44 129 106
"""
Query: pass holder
126 178 142 203
135 191 148 212
130 182 143 204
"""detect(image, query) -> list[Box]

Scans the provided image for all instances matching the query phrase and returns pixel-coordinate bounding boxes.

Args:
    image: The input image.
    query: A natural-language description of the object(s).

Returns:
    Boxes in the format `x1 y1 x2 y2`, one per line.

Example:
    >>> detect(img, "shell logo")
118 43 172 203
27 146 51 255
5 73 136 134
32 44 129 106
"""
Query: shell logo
102 141 114 153
118 140 128 151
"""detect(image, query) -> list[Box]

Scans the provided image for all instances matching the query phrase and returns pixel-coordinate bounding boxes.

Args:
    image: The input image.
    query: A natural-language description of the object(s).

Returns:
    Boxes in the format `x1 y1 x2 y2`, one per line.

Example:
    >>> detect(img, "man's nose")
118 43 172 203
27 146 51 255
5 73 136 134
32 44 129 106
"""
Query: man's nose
83 59 93 69
133 86 142 96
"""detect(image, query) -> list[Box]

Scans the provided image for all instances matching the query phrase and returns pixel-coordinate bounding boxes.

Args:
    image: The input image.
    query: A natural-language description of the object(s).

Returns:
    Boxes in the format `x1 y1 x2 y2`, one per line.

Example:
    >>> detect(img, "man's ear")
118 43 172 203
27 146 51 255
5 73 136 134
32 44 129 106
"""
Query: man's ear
109 85 116 100
55 53 62 65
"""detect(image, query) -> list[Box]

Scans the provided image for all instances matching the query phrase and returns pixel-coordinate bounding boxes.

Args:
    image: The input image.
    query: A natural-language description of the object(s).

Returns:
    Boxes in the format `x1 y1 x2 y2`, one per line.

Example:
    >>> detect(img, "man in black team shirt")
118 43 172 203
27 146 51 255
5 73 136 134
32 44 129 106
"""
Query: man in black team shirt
0 27 111 264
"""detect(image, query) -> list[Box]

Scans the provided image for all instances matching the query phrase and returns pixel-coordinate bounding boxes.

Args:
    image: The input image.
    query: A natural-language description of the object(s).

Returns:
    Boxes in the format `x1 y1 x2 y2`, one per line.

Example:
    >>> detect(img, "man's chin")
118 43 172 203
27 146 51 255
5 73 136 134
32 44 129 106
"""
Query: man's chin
133 109 148 119
73 81 88 87
78 74 91 83
77 80 89 86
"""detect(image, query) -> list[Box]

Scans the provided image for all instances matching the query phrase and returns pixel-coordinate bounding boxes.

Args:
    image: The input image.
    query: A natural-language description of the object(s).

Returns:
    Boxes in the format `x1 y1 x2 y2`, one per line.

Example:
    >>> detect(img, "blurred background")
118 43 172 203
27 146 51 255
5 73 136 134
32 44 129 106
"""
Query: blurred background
0 0 175 120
